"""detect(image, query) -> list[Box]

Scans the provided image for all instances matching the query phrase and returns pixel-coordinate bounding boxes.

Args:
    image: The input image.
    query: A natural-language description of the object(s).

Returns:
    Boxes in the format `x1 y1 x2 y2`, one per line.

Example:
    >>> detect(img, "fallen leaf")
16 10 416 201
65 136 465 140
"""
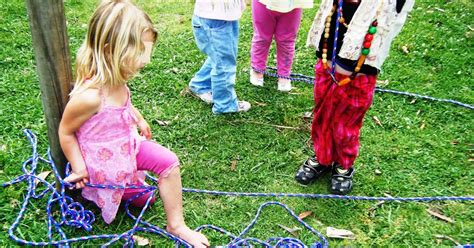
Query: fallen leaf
303 112 313 120
326 227 355 240
410 99 416 104
434 234 460 246
180 87 191 96
450 140 459 145
433 7 445 12
368 200 385 212
156 120 170 126
254 101 267 107
372 116 383 127
402 45 410 54
420 122 425 130
427 209 454 223
230 160 237 171
374 169 382 175
368 200 386 217
288 92 303 95
376 79 389 86
416 110 421 116
10 199 20 208
277 224 301 237
133 235 150 246
298 211 312 220
35 171 51 186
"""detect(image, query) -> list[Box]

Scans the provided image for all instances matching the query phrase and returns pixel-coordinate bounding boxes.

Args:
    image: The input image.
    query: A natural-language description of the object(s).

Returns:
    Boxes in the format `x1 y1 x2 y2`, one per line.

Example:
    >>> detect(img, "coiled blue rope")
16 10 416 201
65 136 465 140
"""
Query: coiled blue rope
3 130 473 247
2 130 330 247
252 66 474 110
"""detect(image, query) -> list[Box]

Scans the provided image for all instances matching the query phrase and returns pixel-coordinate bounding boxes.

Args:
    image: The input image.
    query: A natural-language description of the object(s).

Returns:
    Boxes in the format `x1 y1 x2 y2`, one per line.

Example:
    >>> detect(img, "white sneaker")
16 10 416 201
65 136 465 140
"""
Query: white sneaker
250 69 264 87
237 101 251 112
193 91 213 104
277 79 292 92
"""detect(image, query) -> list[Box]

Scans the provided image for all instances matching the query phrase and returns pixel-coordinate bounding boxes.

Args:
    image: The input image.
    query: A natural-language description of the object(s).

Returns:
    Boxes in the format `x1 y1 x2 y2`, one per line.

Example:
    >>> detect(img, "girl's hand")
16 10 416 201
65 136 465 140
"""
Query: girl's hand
64 169 89 189
138 119 152 140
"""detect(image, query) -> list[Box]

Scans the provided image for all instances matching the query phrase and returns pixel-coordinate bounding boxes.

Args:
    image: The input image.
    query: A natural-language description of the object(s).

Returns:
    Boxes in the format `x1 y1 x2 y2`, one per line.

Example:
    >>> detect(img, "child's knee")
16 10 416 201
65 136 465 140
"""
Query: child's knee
166 152 179 167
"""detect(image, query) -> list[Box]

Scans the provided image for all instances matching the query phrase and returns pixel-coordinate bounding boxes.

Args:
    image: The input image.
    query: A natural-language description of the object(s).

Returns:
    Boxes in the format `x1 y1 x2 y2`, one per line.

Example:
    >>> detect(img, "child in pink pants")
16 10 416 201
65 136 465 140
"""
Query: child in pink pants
250 0 312 92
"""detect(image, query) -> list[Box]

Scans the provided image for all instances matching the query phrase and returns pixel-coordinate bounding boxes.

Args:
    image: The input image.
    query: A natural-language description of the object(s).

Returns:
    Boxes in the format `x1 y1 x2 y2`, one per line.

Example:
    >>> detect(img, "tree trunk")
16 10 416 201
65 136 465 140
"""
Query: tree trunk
25 0 72 184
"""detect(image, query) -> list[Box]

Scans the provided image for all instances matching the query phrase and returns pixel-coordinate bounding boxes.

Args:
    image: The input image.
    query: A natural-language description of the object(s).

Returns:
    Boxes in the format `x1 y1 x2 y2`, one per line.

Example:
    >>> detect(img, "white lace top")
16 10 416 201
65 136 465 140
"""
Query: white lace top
194 0 246 21
306 0 415 69
258 0 313 13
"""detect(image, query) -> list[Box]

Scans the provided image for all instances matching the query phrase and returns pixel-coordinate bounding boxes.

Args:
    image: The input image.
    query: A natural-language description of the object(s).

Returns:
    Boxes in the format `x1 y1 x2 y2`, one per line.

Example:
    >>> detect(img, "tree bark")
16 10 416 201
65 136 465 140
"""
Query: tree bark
25 0 72 183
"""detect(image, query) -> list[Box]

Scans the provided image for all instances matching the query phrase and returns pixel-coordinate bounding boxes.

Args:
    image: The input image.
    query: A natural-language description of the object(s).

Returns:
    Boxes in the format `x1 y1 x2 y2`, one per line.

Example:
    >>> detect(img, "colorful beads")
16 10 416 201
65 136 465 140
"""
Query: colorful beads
322 5 337 70
321 4 378 87
368 26 377 34
337 77 351 86
365 34 373 42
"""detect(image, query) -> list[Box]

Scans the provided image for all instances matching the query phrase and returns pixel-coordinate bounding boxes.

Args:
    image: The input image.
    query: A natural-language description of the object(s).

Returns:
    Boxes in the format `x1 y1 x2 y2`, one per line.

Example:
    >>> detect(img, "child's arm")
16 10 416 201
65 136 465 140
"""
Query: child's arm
132 105 152 140
58 89 101 188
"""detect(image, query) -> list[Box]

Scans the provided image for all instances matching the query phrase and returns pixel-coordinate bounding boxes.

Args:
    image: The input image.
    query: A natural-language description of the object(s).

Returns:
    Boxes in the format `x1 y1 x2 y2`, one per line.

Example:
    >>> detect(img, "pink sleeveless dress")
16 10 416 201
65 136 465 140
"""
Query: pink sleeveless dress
76 87 146 224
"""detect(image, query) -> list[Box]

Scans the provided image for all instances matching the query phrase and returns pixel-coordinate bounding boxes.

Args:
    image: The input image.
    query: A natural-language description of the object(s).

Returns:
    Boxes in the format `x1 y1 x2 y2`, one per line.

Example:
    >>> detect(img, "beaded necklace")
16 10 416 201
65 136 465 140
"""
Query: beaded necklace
321 0 380 86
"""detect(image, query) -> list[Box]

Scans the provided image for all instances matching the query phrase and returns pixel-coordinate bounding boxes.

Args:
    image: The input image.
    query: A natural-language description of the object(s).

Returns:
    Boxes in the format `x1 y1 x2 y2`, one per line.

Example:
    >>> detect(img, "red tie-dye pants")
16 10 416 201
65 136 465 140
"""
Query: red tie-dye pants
311 61 377 169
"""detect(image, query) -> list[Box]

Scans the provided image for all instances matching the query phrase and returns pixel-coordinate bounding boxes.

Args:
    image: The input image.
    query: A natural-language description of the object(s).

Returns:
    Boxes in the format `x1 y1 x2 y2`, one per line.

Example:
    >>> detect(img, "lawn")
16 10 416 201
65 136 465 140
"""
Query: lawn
0 0 473 246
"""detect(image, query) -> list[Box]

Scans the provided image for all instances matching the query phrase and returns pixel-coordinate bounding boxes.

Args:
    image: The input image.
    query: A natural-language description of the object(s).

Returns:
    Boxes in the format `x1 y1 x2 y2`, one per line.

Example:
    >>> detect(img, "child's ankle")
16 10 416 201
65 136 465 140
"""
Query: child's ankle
252 69 264 79
166 222 187 233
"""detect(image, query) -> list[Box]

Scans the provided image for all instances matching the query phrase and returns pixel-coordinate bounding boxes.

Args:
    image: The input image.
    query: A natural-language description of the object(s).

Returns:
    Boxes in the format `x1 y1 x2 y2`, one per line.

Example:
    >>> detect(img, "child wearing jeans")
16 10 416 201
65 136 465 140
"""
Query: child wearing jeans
250 0 313 92
295 0 414 194
59 1 209 246
189 0 251 114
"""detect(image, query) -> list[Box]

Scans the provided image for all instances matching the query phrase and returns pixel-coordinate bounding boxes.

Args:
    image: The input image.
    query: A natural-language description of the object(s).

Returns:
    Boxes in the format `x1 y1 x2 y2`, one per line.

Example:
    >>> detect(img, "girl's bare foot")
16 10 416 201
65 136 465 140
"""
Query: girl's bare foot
167 225 209 248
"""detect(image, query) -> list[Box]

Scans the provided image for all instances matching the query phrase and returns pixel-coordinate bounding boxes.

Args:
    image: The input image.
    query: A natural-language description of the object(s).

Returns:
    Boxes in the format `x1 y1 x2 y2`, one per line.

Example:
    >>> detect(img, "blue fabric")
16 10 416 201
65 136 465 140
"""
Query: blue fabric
189 15 239 114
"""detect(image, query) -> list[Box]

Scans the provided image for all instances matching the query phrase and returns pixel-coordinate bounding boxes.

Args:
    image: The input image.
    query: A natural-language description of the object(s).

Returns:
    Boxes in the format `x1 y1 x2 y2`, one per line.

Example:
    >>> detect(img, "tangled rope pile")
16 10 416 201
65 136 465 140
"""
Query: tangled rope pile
2 69 473 247
3 130 473 247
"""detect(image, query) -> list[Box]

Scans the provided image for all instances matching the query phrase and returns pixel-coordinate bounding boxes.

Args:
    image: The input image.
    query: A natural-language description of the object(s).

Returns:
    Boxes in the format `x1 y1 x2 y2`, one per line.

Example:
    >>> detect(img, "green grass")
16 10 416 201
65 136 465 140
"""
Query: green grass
1 0 473 246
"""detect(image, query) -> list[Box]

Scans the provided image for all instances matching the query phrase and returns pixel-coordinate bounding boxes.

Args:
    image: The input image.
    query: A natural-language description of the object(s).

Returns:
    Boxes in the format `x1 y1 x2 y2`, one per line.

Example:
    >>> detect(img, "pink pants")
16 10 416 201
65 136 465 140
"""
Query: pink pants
121 140 180 207
251 0 302 77
312 61 377 169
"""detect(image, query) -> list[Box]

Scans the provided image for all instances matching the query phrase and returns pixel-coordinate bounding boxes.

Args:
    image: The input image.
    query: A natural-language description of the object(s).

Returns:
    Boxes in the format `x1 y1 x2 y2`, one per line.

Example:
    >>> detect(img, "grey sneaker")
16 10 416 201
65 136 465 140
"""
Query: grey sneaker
250 69 264 87
277 78 292 92
191 91 213 104
237 101 251 112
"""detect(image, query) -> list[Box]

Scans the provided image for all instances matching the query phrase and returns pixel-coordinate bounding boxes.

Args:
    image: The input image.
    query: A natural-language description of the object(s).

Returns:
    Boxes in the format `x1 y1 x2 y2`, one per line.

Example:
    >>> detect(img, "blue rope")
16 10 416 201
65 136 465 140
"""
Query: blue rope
332 0 343 76
256 66 474 110
2 130 329 247
2 130 473 247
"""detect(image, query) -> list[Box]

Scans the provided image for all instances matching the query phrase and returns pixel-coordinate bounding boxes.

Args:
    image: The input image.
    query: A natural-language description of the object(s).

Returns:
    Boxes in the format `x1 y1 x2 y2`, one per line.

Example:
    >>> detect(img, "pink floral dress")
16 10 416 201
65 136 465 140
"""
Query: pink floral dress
76 87 145 223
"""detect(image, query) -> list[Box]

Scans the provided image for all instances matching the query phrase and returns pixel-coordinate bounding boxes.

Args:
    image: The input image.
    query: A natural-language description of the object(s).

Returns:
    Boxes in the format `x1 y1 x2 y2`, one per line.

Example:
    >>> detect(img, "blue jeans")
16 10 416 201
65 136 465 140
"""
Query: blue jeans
190 15 239 114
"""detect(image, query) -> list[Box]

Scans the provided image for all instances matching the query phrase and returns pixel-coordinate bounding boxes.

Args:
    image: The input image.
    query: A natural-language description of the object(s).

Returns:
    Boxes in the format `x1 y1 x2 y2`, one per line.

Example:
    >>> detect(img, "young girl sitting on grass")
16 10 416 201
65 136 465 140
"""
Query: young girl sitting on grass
58 1 209 246
250 0 313 92
295 0 414 195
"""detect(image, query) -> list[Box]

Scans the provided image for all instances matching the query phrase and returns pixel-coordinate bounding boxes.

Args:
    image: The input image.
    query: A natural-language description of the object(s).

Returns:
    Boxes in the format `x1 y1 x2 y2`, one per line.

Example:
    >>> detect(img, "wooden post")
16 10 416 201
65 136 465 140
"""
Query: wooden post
25 0 72 181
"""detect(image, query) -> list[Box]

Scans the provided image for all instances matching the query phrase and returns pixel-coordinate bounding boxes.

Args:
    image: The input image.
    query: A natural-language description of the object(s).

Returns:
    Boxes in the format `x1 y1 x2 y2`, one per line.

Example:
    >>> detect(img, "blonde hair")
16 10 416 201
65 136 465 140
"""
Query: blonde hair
71 0 157 95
